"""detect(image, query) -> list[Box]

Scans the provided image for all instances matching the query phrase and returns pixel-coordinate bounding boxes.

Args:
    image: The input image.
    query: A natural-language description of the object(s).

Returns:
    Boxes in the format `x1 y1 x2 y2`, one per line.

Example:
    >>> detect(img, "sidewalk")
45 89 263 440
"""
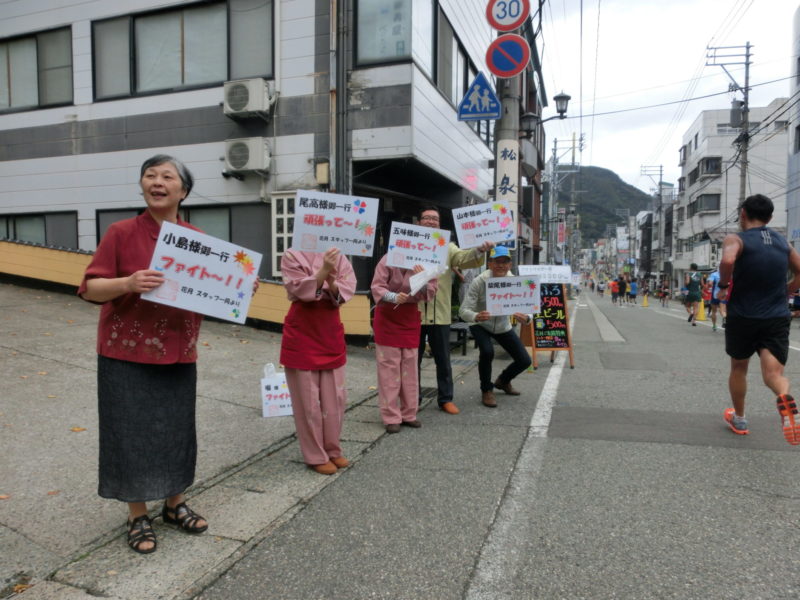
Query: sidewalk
0 279 477 600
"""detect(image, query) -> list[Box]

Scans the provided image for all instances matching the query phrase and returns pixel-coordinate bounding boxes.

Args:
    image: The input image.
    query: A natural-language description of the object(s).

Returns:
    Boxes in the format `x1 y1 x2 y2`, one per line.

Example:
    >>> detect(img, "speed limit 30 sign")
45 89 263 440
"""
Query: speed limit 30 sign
486 0 530 32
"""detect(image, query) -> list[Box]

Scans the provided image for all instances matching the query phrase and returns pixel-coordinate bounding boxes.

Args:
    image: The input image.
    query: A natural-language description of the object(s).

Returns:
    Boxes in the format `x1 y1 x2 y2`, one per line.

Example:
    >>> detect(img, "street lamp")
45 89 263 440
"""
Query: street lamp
520 92 571 133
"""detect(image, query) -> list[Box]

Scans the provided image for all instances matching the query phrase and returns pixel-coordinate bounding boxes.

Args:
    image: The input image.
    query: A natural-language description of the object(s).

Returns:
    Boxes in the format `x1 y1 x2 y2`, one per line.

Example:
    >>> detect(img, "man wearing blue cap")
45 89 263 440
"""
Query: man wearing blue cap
459 246 532 407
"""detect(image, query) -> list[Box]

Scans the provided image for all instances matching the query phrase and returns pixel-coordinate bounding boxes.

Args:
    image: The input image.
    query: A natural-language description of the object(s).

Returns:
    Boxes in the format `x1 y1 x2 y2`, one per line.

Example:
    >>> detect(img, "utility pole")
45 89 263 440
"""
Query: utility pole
707 42 751 203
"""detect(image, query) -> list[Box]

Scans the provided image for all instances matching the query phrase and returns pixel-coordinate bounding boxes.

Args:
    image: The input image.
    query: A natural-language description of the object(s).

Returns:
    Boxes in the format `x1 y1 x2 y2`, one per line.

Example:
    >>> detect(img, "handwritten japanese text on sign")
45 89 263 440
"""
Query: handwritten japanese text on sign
142 222 262 324
486 275 541 316
292 190 378 256
517 264 572 284
261 372 293 418
452 201 514 248
386 222 450 270
533 284 570 349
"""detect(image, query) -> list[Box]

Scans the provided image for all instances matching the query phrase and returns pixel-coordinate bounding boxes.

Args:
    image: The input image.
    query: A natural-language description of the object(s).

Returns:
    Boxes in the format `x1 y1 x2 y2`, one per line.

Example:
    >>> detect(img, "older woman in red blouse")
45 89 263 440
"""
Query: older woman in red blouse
79 155 208 554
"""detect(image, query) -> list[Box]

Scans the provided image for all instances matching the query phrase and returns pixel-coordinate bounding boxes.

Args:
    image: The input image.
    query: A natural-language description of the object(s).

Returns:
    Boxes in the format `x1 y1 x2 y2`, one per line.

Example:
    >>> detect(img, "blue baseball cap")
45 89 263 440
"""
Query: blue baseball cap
489 246 511 259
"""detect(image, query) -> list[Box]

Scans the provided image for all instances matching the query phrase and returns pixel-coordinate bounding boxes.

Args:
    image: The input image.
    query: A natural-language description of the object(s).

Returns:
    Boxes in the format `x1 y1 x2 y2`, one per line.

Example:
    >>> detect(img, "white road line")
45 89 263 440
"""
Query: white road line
465 304 577 599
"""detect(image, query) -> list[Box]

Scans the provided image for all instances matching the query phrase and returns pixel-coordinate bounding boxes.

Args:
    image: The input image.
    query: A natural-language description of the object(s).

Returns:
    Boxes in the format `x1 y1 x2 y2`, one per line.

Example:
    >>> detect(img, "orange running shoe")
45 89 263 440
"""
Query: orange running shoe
723 408 749 435
776 394 800 445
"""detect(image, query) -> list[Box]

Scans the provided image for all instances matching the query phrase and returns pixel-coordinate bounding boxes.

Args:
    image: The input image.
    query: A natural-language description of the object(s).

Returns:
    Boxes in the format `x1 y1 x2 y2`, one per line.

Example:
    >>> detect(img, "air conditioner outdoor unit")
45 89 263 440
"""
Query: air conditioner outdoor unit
225 137 271 173
223 78 275 117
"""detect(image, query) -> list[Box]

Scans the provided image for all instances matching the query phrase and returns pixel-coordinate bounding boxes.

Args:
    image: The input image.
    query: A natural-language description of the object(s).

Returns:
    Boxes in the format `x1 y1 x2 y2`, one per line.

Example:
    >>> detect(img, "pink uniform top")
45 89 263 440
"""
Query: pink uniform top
78 212 204 364
370 255 438 348
279 249 356 370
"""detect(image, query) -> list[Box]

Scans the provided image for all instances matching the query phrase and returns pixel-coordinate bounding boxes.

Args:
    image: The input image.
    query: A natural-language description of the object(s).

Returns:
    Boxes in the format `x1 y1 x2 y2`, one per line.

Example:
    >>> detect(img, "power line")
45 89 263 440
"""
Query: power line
558 74 793 119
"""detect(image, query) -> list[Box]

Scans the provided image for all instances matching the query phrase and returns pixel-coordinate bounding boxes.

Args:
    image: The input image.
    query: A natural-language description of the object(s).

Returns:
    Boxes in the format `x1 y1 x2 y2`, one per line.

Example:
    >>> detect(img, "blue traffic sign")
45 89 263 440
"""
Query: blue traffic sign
457 72 500 121
486 34 531 79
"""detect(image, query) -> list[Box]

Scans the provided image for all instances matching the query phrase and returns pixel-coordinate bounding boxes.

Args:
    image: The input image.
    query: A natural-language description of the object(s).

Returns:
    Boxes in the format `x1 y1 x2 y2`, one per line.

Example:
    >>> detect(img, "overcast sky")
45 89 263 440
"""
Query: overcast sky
536 0 798 194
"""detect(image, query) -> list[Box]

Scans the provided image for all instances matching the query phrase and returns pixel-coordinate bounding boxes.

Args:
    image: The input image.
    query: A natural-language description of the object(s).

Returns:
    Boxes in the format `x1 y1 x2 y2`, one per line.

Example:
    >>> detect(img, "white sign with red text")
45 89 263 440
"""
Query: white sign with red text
486 275 541 316
291 190 378 256
386 222 450 270
142 221 262 324
452 201 514 248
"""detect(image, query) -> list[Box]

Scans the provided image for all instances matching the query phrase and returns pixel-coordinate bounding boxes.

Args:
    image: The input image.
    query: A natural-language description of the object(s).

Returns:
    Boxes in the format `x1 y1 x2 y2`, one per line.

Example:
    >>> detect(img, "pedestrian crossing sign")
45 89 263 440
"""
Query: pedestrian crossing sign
458 72 501 121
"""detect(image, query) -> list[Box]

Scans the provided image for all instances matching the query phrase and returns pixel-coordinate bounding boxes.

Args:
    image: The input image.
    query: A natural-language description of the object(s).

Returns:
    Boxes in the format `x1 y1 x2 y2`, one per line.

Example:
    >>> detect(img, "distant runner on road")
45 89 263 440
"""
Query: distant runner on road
717 194 800 444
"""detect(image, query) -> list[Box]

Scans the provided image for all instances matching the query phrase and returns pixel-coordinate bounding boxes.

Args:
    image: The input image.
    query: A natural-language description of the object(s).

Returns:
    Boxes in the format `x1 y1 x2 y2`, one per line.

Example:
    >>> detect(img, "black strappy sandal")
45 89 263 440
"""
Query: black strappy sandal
127 514 157 554
162 502 208 534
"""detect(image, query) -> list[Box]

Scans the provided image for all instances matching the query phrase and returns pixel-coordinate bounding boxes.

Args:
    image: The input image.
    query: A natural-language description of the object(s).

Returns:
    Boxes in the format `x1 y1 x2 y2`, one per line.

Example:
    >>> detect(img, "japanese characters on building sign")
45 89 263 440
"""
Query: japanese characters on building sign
386 221 450 270
142 222 262 324
517 264 572 284
452 201 514 248
291 190 379 256
485 275 541 316
261 372 293 418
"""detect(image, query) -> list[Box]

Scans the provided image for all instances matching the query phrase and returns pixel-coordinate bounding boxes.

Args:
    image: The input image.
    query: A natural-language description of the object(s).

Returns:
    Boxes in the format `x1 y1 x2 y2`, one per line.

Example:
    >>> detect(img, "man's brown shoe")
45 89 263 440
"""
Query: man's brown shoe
330 456 349 468
385 423 401 433
482 391 497 407
309 461 337 475
401 419 422 428
440 402 460 415
494 378 521 395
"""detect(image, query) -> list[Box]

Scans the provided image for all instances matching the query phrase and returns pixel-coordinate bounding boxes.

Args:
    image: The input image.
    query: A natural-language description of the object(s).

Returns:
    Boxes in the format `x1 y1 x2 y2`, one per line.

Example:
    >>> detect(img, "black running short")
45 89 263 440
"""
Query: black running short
725 316 791 365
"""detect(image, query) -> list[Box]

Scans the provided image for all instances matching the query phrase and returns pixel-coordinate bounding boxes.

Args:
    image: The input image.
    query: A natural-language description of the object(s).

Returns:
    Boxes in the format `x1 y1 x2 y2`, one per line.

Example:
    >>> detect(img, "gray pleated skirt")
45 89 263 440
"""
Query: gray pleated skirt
97 355 197 502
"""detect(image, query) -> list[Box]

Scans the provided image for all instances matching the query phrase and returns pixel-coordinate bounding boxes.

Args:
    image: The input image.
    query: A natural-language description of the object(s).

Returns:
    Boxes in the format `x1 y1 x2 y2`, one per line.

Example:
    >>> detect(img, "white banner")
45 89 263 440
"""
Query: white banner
517 264 572 284
485 275 541 316
291 190 378 256
386 222 450 270
452 201 515 248
142 222 261 324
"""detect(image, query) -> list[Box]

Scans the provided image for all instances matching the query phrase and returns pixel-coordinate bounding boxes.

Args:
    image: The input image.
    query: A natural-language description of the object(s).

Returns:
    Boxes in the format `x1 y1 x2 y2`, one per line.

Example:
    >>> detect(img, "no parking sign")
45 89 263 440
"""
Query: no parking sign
485 34 531 79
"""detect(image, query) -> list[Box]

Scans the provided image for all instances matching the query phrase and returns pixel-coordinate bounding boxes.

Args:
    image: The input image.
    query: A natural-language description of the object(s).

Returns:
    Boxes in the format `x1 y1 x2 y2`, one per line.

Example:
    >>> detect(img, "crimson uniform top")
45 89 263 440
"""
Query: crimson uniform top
279 249 357 370
370 255 438 348
78 212 204 364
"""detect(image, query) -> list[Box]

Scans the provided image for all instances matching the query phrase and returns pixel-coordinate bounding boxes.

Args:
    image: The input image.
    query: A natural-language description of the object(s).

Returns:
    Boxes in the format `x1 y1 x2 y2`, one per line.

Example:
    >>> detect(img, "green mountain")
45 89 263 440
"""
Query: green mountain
549 166 654 245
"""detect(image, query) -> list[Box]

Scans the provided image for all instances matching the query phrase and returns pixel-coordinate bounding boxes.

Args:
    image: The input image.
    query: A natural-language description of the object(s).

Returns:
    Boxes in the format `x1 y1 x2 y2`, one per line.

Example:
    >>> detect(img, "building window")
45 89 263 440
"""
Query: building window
1 212 78 248
695 193 720 214
795 125 800 154
677 207 685 222
356 0 412 65
694 133 698 149
271 193 294 275
0 27 73 111
688 167 699 186
92 1 273 100
678 177 685 192
700 156 721 176
436 9 454 100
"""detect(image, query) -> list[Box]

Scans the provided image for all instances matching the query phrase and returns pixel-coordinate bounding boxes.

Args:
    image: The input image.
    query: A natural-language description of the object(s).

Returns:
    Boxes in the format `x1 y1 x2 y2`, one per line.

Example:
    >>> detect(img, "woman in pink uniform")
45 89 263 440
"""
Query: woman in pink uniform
371 258 437 433
280 247 356 475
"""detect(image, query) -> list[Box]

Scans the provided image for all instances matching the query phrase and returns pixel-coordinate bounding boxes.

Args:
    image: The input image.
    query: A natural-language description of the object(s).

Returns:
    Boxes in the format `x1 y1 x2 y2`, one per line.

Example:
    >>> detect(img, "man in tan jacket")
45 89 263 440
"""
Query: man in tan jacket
417 206 493 414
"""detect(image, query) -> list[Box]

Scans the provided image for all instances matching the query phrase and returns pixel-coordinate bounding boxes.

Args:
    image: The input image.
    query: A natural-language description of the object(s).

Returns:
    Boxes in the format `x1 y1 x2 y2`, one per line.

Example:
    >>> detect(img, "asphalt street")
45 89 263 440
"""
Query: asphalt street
199 291 800 600
4 281 800 599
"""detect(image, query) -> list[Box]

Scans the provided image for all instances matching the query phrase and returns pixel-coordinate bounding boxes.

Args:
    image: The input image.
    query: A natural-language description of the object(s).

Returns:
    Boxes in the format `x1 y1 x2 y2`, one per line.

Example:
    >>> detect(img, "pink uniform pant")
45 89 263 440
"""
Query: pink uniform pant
376 345 419 424
284 366 346 466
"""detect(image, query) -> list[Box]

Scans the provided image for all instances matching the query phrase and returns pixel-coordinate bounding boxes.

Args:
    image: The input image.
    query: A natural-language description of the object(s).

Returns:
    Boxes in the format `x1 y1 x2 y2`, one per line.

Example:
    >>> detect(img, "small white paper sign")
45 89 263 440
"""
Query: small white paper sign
386 222 450 270
452 201 515 248
261 372 293 418
142 222 262 324
485 275 541 316
409 266 440 296
517 264 572 284
292 190 378 256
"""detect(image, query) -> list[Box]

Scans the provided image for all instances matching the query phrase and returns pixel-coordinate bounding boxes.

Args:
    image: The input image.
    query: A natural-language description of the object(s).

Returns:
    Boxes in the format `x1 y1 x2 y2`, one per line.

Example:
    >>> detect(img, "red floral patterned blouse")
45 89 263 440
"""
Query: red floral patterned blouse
78 212 203 364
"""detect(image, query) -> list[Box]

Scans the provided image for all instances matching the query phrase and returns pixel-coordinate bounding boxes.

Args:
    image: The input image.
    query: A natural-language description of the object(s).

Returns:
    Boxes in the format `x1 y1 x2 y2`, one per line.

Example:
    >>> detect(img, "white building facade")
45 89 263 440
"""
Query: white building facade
0 0 512 288
672 98 789 285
